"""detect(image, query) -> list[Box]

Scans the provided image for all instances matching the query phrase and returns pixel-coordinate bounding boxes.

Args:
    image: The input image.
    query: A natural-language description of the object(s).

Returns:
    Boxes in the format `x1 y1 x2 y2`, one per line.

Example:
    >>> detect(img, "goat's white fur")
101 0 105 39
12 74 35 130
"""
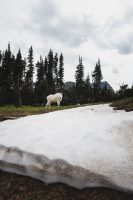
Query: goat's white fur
46 93 63 107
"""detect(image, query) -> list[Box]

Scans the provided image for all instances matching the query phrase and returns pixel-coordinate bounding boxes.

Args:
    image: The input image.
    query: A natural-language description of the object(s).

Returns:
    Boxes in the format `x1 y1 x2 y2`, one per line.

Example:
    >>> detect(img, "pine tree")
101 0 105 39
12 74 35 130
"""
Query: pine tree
92 58 103 87
0 51 3 104
25 46 34 84
43 56 48 98
0 51 3 84
1 44 14 104
85 74 90 87
34 56 48 104
75 56 85 103
0 51 2 64
23 46 34 104
44 56 48 79
47 49 55 93
84 73 91 102
92 58 103 101
58 53 64 91
53 53 59 91
13 49 25 106
75 57 84 88
36 56 44 83
22 58 27 80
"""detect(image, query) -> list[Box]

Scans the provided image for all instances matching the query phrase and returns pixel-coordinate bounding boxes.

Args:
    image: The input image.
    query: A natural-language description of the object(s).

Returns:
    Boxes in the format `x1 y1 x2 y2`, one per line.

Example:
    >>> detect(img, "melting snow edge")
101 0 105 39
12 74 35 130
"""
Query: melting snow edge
0 144 131 192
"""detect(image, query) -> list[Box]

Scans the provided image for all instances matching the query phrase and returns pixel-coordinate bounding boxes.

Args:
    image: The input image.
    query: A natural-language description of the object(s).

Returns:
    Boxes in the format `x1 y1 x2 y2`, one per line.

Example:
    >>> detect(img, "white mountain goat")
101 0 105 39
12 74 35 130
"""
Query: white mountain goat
46 93 63 107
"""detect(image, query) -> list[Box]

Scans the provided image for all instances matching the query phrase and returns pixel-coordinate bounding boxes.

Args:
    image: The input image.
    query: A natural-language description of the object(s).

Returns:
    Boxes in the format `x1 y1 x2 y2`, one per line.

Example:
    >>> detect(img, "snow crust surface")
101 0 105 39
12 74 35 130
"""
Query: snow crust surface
0 104 133 191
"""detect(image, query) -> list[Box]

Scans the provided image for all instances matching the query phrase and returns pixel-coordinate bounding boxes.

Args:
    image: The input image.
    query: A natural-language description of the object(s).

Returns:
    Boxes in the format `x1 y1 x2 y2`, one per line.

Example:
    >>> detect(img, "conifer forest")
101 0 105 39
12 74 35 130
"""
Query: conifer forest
0 44 132 106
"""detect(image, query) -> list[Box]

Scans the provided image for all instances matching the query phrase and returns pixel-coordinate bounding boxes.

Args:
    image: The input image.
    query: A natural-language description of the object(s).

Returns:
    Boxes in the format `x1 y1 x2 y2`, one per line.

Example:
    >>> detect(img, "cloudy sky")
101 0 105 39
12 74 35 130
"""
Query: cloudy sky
0 0 133 90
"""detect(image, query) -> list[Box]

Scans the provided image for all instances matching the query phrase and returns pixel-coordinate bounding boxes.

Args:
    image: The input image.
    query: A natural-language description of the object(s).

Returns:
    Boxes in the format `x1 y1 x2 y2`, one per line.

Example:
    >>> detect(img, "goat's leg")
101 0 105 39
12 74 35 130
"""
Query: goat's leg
57 100 60 107
46 102 50 107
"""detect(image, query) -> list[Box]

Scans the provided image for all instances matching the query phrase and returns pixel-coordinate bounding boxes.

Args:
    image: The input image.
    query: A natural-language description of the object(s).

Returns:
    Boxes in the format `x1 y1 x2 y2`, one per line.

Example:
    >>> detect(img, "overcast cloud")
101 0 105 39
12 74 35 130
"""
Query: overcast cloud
0 0 133 90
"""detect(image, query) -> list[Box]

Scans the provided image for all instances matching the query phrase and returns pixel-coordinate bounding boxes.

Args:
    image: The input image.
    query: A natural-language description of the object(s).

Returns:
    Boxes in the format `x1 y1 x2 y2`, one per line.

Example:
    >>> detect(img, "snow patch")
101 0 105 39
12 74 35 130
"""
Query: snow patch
0 104 133 191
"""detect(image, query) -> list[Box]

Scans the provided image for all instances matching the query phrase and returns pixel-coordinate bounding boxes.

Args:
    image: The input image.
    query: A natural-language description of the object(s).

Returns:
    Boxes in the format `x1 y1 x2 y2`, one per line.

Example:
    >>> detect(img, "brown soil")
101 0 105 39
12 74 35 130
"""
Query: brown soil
0 171 133 200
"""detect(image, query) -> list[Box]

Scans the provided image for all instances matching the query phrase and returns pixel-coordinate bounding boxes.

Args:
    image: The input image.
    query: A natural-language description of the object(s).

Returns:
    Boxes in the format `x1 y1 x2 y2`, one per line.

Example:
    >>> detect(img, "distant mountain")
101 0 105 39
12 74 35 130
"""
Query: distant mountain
100 81 114 92
64 81 75 90
65 81 114 92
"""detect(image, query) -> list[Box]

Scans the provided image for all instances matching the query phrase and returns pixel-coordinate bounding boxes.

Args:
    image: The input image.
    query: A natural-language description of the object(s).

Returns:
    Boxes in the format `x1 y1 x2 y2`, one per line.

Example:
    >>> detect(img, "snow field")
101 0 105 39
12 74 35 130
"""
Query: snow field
0 104 133 191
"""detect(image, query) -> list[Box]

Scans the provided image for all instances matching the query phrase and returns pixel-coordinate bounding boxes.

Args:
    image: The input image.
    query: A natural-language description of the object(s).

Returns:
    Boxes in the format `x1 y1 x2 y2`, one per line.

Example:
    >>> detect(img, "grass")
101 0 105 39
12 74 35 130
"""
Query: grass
0 97 132 121
0 105 76 120
111 97 133 112
0 102 106 121
0 104 89 121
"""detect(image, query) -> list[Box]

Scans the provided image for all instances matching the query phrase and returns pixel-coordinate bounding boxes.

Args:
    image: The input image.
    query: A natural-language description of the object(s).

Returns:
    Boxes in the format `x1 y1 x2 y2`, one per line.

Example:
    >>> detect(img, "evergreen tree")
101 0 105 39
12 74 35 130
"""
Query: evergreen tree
84 73 91 102
36 56 44 83
1 44 14 104
53 53 59 91
23 46 34 104
47 49 55 93
44 56 48 78
22 58 27 80
92 58 103 100
25 46 34 84
34 56 48 104
13 49 25 106
75 56 85 103
75 57 84 88
63 85 77 105
0 50 3 81
118 84 129 98
0 51 3 104
43 56 49 98
85 74 90 88
0 51 2 64
58 53 64 91
92 58 103 86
